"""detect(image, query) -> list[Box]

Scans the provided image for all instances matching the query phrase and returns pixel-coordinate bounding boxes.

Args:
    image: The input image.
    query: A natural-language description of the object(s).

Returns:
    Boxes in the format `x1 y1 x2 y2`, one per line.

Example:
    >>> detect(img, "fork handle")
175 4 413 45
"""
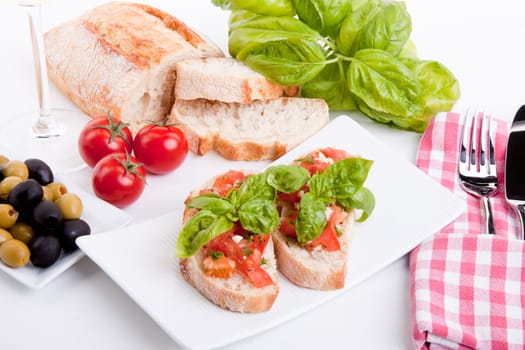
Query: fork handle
514 205 525 240
481 196 496 235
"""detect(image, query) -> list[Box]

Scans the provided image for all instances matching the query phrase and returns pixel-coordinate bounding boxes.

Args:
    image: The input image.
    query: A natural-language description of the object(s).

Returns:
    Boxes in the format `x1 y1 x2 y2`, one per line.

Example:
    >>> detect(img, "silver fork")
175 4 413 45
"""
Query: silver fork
458 110 498 234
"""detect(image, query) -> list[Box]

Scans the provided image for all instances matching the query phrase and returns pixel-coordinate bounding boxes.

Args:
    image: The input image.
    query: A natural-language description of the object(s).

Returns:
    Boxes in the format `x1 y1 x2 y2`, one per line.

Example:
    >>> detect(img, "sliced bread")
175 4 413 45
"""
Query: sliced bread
272 210 354 290
169 97 329 161
174 57 285 104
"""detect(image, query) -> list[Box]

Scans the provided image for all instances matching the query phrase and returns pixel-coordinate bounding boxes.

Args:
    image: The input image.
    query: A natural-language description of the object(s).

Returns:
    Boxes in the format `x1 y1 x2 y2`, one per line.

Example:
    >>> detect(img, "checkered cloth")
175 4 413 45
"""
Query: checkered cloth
410 112 525 350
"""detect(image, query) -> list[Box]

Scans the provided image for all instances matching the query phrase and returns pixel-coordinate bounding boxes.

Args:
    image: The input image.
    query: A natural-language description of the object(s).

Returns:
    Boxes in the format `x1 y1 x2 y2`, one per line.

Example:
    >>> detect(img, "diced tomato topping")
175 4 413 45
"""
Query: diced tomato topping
204 225 273 288
202 255 235 278
296 148 351 176
279 209 298 238
305 206 348 251
211 170 248 197
321 147 351 162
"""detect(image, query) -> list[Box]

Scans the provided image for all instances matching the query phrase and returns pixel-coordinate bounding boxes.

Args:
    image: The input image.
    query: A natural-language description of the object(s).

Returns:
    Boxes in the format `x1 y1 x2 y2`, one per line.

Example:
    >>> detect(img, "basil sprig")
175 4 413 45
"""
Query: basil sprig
176 165 309 258
295 157 375 244
213 0 460 132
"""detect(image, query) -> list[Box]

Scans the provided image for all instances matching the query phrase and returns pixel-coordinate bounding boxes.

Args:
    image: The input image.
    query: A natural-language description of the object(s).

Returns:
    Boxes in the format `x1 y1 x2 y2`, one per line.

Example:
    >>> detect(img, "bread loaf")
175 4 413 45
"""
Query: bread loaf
44 2 224 132
169 97 329 161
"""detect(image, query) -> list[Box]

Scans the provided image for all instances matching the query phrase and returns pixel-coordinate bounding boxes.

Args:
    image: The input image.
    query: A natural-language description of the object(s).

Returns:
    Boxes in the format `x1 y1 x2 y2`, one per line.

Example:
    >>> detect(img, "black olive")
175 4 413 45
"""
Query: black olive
8 179 43 213
59 219 91 252
29 235 61 268
31 200 63 235
24 158 54 186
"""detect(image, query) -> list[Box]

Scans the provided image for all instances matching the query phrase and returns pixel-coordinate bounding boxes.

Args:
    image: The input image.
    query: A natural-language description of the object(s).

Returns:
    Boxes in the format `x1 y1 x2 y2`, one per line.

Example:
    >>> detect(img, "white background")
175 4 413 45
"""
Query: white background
0 0 524 349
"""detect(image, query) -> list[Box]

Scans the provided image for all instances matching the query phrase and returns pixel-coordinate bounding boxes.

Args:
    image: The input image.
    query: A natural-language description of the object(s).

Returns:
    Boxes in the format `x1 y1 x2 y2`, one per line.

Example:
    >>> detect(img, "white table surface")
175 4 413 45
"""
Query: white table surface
0 1 523 349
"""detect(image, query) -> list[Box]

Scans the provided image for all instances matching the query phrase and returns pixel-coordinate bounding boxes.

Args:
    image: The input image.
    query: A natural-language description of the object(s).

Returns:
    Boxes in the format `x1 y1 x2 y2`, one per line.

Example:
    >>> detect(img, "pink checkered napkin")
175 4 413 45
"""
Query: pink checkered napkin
410 112 525 350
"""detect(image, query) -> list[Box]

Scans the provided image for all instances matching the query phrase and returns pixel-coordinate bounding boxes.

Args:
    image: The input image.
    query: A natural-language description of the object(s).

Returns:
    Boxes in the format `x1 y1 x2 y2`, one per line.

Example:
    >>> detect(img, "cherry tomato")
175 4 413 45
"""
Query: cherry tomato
133 121 188 175
78 113 133 167
92 152 146 208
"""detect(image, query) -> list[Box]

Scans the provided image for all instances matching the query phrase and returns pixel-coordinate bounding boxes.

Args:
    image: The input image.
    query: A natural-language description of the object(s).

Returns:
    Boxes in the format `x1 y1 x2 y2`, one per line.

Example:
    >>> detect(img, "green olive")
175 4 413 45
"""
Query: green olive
0 155 9 166
0 228 13 246
45 182 68 201
0 204 19 229
0 239 30 268
41 185 53 201
2 160 29 180
0 176 23 201
55 192 83 220
9 222 34 245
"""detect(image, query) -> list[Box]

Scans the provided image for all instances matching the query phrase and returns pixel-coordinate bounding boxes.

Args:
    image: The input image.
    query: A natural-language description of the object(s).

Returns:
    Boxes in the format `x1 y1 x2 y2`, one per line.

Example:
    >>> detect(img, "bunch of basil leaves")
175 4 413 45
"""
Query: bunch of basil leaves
212 0 460 132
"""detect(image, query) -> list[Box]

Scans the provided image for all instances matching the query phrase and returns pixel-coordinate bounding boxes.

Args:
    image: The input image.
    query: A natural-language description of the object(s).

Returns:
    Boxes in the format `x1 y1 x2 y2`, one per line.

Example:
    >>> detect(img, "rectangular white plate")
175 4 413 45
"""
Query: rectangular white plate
77 115 464 350
0 182 132 289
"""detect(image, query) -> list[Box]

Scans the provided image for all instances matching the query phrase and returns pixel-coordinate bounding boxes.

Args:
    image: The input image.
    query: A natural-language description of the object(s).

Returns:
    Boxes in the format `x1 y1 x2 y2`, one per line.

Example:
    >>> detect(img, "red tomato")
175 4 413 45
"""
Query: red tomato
211 170 248 197
205 228 273 288
92 152 146 208
133 122 189 175
279 209 298 238
296 148 351 175
78 114 133 167
305 206 348 251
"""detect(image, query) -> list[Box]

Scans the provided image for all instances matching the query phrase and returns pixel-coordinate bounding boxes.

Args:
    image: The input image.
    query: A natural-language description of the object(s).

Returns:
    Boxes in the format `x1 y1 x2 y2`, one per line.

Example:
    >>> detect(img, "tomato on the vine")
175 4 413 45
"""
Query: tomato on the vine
78 113 133 167
133 120 188 175
92 152 146 208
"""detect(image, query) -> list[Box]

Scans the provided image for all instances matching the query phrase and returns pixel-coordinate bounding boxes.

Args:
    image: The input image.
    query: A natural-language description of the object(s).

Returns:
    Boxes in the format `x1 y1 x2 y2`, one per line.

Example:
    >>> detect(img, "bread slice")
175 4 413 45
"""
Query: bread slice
174 57 285 104
169 97 329 161
44 2 224 132
272 210 354 290
178 171 279 313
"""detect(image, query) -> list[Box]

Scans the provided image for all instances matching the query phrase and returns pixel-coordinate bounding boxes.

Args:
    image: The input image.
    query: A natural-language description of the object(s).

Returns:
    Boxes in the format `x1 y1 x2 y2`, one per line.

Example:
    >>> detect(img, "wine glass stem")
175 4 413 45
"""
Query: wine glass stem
25 4 60 137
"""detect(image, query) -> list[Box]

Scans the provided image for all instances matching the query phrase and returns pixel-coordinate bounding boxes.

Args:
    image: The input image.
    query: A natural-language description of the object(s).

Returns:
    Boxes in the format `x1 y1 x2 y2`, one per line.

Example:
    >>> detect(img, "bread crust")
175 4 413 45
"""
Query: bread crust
272 211 354 290
178 171 279 313
44 2 223 132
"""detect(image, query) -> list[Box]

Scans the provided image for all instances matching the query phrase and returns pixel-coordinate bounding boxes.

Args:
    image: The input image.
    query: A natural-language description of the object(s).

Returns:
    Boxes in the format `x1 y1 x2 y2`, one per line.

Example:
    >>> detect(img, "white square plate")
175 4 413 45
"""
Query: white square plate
77 115 464 350
0 182 132 289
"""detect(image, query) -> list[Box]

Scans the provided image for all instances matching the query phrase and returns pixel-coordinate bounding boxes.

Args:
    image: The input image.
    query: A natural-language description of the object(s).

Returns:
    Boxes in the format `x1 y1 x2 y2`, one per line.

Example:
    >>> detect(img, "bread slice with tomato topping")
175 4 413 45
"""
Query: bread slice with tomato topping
272 148 375 290
177 170 279 313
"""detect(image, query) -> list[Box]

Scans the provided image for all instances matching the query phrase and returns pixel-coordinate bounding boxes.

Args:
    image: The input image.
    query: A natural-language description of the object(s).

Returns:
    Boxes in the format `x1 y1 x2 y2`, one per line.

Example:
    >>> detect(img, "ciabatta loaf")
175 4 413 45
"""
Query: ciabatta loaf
44 2 223 132
174 57 285 104
178 170 279 313
169 97 329 161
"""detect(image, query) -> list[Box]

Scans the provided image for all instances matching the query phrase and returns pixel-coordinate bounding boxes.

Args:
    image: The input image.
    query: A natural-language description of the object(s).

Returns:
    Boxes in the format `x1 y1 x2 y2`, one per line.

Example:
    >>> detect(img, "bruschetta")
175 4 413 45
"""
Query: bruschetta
272 148 375 290
176 168 300 313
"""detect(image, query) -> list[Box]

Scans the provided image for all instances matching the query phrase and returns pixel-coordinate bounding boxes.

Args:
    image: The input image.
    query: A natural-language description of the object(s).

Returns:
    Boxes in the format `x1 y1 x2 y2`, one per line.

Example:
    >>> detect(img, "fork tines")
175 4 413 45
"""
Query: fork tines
459 110 497 178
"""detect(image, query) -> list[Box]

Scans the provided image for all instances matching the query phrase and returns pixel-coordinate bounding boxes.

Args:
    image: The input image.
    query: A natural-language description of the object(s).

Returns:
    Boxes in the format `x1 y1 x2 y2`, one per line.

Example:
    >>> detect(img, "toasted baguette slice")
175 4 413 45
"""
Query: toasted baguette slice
174 57 285 104
169 97 329 161
272 210 354 290
178 171 279 313
44 2 223 132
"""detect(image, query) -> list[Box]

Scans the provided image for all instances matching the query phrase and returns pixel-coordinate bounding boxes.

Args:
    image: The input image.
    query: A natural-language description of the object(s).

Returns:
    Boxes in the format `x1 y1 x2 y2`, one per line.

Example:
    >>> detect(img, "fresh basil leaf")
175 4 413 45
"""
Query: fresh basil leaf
301 61 357 110
176 210 234 258
348 49 423 119
351 1 411 56
238 198 280 234
229 15 322 57
337 186 375 222
237 38 327 85
265 165 309 194
400 58 461 117
336 0 382 55
292 0 351 35
186 194 235 215
296 192 327 244
308 172 333 204
354 95 429 132
323 157 373 198
228 0 296 16
235 172 275 206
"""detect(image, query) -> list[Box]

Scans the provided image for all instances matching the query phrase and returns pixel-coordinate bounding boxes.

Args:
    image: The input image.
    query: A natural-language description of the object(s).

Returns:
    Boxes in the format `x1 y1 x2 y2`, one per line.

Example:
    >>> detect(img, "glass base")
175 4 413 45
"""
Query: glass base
0 108 90 174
